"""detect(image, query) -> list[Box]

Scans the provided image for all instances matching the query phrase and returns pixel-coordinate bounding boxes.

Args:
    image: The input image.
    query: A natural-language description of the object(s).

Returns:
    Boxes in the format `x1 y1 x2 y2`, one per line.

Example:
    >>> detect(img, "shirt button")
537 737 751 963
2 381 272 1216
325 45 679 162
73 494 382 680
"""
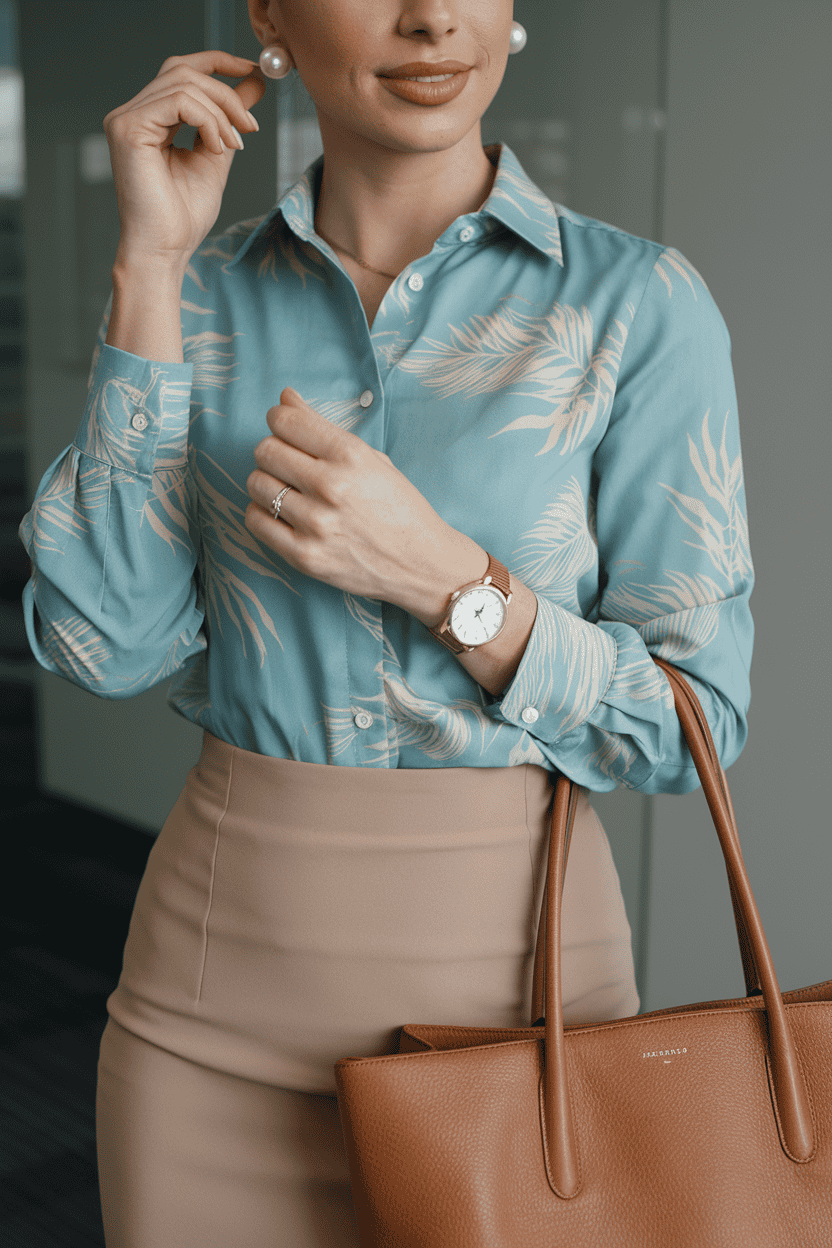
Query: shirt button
359 390 374 408
521 706 540 724
354 711 373 730
131 411 148 431
459 226 475 242
407 272 423 291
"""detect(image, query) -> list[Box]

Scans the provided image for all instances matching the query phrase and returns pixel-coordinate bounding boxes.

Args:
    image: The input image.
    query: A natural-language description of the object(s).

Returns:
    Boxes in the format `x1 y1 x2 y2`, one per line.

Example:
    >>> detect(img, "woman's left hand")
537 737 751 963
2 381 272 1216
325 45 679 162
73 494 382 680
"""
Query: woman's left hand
244 388 475 616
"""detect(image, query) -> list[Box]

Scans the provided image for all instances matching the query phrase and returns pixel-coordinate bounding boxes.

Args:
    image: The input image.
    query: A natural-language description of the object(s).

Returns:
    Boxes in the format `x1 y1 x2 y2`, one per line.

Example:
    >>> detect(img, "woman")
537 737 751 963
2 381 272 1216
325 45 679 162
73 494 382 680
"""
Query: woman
18 1 754 1244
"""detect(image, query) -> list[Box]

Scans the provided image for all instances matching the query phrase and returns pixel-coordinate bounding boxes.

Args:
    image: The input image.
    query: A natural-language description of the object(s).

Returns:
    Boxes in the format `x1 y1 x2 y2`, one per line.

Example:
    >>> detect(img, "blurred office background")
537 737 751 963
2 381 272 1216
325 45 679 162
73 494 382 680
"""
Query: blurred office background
1 0 830 1242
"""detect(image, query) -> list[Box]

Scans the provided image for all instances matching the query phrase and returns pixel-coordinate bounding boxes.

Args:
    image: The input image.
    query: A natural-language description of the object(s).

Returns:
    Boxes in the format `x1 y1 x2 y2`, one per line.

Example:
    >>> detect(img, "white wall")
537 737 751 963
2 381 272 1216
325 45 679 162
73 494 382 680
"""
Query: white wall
642 0 832 1011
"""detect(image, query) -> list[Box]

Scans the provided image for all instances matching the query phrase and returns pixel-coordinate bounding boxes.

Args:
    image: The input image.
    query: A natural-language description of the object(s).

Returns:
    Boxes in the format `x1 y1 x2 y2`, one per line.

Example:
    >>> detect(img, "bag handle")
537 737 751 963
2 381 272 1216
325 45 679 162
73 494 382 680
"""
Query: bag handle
532 658 761 1008
530 656 814 1197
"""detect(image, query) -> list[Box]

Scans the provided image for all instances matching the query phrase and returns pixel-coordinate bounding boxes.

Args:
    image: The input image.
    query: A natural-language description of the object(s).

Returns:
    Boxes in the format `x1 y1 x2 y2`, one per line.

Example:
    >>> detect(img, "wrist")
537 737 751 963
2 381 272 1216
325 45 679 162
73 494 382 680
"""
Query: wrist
108 259 187 363
111 254 188 288
405 534 490 630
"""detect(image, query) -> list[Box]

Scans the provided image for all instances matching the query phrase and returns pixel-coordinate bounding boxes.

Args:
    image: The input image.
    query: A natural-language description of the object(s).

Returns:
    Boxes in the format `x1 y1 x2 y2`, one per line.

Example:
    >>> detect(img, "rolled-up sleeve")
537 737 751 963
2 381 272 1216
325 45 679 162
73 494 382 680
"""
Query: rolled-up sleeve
483 250 755 794
18 295 206 697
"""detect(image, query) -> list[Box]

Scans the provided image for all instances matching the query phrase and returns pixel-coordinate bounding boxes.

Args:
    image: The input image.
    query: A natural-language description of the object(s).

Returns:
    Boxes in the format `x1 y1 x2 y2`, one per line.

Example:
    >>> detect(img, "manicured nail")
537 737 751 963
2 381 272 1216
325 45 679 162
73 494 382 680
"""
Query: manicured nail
230 126 244 150
246 111 260 131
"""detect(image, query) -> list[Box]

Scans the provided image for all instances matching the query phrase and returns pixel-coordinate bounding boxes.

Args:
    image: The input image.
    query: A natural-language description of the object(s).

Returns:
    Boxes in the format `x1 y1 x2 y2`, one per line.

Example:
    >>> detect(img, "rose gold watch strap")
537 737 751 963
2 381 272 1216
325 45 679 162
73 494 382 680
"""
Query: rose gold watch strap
431 552 511 653
484 552 510 598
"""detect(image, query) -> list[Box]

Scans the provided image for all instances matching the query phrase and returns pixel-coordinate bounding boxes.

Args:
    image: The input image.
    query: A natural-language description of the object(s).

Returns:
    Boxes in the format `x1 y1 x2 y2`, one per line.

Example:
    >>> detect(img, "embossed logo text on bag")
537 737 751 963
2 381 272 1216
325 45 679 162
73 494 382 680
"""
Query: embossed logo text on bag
642 1048 687 1060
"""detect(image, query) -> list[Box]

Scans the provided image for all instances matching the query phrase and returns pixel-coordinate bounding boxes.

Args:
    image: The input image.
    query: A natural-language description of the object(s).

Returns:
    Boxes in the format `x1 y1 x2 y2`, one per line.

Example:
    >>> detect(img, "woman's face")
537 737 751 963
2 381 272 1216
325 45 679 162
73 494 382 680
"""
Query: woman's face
249 0 514 155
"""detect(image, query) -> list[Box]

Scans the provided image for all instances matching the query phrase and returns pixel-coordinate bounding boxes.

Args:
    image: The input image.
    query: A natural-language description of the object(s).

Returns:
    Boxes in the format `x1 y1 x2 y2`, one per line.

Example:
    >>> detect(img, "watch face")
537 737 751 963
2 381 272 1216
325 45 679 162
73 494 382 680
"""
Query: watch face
449 586 507 646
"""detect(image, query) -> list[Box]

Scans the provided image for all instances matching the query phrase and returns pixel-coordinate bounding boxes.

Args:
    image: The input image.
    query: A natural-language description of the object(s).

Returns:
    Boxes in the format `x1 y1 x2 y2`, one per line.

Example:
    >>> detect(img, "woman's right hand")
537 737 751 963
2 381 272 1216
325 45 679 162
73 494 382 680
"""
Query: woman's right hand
103 51 268 272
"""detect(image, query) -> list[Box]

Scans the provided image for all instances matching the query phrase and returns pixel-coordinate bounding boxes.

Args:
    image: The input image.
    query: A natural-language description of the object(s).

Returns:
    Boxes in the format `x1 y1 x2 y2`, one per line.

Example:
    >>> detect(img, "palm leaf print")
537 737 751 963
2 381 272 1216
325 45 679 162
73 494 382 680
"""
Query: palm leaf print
489 309 629 457
372 328 412 369
511 476 597 610
114 631 208 695
343 594 400 665
653 247 708 300
39 613 111 686
602 569 723 660
319 701 371 761
182 330 242 392
320 640 504 764
204 213 279 274
383 669 473 762
286 234 330 283
506 734 548 768
140 466 196 556
640 606 721 664
303 393 371 436
21 455 106 555
399 300 588 399
253 233 329 286
279 175 313 229
485 155 564 263
604 628 674 706
658 409 752 588
80 375 158 472
501 596 615 739
379 635 505 761
370 268 421 325
77 366 190 473
602 568 724 624
167 651 212 724
194 452 298 664
586 728 641 787
398 300 629 459
343 593 384 642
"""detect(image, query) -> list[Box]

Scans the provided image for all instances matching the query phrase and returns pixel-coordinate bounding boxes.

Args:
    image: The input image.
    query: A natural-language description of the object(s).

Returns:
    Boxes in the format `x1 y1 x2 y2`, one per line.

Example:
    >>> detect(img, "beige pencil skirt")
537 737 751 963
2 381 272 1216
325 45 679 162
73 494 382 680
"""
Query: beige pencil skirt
95 729 639 1247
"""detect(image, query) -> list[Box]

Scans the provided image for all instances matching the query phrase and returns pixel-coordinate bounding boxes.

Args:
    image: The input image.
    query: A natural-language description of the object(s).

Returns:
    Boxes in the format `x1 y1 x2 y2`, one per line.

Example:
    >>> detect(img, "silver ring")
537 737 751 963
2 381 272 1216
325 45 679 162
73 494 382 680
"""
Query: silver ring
271 485 293 520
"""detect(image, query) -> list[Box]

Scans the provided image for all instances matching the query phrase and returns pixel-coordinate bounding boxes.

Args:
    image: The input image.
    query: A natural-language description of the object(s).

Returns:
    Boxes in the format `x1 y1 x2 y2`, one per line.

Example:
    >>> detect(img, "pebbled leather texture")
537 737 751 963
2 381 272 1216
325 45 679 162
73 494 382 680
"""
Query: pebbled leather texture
334 657 832 1246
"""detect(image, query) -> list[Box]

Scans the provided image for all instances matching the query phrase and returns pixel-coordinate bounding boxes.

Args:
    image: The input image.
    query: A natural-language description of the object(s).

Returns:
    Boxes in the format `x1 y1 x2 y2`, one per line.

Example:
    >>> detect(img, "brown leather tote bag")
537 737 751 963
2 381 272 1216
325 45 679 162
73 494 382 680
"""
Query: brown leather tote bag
333 657 832 1246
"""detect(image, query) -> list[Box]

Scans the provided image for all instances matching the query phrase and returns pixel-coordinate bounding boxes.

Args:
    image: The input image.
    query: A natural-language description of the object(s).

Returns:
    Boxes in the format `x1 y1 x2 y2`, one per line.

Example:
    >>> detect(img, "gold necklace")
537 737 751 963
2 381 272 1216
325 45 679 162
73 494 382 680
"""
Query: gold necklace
313 172 494 280
314 218 399 279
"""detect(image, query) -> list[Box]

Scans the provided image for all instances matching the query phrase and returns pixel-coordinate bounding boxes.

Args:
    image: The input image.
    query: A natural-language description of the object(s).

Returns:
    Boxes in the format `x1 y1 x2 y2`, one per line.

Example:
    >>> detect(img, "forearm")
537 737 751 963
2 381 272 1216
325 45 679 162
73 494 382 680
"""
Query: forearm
107 256 187 363
402 533 539 699
19 291 200 694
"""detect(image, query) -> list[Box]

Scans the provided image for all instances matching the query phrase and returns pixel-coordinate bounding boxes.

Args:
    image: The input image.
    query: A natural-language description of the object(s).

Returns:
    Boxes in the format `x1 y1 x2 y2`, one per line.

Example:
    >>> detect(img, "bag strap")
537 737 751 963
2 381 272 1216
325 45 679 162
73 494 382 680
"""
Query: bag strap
531 656 814 1197
531 658 761 1010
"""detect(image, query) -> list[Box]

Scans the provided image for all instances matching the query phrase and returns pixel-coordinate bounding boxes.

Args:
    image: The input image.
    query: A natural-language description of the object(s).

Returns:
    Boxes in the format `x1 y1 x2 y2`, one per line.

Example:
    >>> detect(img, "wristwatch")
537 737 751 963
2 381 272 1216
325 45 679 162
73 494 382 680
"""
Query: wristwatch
429 551 513 654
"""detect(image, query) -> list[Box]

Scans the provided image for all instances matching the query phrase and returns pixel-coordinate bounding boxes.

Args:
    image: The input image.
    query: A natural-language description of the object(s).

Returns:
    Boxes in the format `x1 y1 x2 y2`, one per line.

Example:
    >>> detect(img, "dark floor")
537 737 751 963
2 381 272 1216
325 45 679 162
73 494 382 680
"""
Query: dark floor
1 680 154 1247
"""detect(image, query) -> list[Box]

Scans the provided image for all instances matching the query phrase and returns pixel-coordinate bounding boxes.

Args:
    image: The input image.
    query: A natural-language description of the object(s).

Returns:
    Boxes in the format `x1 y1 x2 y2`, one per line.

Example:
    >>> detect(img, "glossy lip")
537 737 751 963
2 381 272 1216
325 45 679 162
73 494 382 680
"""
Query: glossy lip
378 69 471 107
378 60 472 78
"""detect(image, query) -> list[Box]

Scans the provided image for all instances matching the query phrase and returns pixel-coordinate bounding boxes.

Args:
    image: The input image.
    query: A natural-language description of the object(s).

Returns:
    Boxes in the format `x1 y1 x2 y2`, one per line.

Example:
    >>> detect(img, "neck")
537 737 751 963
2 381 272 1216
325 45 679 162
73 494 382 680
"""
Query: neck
313 126 499 275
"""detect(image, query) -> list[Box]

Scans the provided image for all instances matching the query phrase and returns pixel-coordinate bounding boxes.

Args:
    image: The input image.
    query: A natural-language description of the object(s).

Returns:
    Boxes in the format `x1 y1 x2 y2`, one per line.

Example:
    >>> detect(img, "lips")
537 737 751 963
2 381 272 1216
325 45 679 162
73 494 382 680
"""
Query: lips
378 69 471 106
378 60 472 78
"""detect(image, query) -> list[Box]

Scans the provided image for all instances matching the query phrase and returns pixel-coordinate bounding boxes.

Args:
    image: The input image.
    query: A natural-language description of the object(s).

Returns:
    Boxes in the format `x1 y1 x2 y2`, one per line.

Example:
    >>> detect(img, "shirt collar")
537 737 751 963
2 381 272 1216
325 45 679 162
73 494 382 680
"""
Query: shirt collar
226 141 564 270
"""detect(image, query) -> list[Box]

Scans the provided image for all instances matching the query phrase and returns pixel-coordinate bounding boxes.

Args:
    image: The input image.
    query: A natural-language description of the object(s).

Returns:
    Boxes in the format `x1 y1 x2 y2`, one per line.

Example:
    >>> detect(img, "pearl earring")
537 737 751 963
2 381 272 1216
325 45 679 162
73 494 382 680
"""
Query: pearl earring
259 22 527 80
508 20 527 54
259 44 294 79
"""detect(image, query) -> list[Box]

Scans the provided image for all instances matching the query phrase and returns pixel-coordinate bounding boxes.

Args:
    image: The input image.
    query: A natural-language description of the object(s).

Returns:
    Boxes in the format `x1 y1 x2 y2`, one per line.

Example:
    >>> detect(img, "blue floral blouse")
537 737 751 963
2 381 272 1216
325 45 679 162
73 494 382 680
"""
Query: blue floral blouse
18 141 754 791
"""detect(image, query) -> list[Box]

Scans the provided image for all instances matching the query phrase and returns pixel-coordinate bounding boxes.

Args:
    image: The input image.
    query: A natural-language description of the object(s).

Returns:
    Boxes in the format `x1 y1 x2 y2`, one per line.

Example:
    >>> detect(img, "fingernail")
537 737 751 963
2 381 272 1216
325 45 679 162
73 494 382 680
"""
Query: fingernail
230 126 244 150
246 111 260 131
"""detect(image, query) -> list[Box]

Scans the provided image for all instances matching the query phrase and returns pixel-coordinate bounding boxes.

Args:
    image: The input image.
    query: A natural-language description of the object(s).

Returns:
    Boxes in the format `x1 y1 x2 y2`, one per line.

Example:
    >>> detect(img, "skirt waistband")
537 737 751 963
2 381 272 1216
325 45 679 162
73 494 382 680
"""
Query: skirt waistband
196 730 565 841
